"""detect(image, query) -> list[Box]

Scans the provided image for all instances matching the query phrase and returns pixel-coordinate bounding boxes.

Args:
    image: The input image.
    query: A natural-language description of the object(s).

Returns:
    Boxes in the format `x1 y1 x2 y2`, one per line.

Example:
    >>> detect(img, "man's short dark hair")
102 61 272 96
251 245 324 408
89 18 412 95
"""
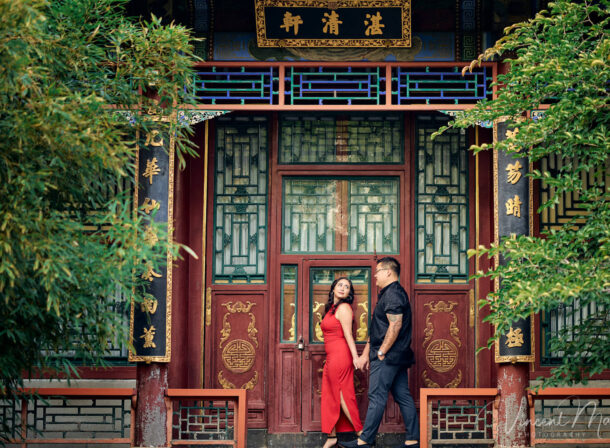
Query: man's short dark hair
377 256 400 277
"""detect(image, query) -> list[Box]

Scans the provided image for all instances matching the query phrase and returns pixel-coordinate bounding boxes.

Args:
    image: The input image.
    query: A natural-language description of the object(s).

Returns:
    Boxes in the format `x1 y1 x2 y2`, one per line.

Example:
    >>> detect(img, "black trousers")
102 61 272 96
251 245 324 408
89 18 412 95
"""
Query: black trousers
360 359 419 444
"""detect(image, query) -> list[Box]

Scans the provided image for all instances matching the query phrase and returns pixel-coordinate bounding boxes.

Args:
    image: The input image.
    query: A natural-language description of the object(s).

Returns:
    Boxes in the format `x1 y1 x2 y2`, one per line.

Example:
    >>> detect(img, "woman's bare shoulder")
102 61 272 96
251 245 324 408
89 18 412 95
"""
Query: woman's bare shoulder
335 302 354 316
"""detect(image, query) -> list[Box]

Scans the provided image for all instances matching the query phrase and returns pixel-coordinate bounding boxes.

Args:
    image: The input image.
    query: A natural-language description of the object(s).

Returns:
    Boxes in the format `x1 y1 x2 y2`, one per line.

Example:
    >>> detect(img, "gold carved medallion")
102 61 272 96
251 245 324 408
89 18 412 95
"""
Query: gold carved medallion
425 338 458 373
222 339 256 373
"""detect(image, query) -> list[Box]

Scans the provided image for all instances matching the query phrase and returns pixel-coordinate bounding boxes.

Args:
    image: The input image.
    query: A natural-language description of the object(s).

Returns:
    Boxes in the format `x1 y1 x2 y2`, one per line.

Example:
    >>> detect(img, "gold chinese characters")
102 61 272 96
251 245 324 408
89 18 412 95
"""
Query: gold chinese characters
506 161 523 185
506 327 524 348
141 326 156 348
279 10 386 37
280 12 303 35
505 195 522 218
143 158 161 184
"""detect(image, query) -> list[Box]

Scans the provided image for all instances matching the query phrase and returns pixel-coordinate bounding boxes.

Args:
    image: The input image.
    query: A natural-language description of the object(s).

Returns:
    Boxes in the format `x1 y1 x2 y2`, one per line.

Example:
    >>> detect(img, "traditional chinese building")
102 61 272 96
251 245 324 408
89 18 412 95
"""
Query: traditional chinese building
21 1 610 447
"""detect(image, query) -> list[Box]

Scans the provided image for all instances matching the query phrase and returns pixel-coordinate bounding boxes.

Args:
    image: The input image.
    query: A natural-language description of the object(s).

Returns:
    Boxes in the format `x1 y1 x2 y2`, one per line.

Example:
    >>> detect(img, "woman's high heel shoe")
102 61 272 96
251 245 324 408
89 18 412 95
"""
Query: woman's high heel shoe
324 435 338 448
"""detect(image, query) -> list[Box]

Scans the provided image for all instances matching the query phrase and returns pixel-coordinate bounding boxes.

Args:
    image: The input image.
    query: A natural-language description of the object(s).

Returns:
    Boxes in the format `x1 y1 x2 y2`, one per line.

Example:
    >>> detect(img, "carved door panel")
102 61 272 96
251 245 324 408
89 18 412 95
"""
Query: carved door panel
413 291 473 391
210 291 266 425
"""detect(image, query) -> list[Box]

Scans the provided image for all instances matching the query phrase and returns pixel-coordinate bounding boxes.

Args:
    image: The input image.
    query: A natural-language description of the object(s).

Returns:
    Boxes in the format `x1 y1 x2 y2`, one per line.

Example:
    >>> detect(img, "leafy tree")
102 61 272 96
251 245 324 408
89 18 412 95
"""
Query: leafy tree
438 0 609 386
0 0 197 415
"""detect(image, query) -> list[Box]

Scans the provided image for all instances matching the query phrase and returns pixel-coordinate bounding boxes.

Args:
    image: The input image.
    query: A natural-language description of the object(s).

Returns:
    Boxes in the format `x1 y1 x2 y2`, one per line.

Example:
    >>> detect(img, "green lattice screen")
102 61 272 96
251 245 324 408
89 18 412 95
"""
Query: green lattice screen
415 115 469 283
539 156 609 363
282 177 399 253
540 154 610 230
279 114 403 164
213 116 268 283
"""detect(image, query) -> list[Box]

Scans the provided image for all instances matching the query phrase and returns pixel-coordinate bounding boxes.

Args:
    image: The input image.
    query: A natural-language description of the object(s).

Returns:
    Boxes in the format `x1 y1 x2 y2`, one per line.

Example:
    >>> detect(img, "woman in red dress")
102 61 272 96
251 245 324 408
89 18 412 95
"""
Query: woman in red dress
320 277 363 448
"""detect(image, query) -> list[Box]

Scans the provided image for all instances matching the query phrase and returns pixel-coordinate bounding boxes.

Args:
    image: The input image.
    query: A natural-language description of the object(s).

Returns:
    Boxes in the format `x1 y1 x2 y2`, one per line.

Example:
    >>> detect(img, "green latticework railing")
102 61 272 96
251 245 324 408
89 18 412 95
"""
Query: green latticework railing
279 114 403 164
213 116 268 283
193 66 278 105
395 66 492 104
415 114 469 283
430 399 494 446
288 66 383 105
171 399 235 442
192 63 494 107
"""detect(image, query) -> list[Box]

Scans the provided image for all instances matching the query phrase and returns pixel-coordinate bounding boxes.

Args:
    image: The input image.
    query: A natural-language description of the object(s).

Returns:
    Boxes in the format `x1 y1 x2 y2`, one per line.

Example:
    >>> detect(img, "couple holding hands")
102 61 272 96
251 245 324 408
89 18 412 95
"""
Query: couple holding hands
320 257 419 448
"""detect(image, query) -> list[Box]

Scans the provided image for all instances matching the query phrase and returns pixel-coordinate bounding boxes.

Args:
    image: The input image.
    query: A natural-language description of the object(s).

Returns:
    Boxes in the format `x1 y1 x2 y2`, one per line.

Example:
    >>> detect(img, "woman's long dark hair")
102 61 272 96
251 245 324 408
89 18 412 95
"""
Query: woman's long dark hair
323 277 355 317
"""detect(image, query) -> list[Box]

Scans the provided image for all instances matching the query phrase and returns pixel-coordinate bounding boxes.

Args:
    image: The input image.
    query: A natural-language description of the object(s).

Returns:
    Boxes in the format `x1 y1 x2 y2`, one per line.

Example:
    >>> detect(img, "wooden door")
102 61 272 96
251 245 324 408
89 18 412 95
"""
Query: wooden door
276 260 373 432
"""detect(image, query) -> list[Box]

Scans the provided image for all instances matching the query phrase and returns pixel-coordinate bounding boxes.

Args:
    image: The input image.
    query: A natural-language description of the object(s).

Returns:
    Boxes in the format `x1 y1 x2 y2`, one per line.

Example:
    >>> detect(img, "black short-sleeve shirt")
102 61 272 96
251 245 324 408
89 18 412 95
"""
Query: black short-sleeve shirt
369 281 414 366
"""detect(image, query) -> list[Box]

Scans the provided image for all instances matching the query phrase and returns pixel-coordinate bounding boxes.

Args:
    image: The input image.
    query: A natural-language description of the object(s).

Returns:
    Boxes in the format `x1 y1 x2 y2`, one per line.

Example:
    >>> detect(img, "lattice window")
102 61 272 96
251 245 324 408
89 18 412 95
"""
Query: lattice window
214 116 268 284
541 298 607 365
26 396 131 440
540 154 610 230
415 114 469 283
430 399 494 446
48 172 134 363
42 288 131 365
279 114 403 164
0 399 20 440
171 399 236 442
534 397 610 441
283 178 399 254
539 155 609 364
348 180 399 253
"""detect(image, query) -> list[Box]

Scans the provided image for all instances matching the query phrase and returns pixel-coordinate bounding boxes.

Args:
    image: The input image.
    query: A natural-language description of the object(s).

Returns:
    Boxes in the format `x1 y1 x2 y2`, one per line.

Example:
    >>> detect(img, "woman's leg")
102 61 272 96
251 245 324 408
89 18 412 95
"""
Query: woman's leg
322 429 338 448
339 392 363 436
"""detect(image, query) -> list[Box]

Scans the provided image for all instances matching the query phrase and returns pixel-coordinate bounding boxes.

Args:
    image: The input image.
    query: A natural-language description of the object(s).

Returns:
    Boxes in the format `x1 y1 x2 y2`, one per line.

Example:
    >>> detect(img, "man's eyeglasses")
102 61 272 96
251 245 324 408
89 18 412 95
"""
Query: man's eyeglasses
375 268 389 274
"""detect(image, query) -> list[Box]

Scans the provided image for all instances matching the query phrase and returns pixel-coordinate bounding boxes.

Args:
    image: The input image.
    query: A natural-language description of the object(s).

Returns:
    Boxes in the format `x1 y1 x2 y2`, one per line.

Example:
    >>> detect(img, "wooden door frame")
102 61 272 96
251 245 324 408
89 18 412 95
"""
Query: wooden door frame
268 113 413 433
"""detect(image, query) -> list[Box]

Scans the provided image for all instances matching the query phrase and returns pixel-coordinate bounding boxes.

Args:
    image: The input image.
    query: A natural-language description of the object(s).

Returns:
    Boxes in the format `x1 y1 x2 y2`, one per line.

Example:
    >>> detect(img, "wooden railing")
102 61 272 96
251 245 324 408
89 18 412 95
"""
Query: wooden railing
420 388 499 448
529 387 610 445
189 61 497 111
5 388 135 447
166 388 247 448
2 388 247 448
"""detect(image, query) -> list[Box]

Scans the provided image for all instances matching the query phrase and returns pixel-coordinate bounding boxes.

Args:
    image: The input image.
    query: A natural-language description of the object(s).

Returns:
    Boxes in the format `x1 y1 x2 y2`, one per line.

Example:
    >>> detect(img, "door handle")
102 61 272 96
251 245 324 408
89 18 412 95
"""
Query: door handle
297 336 304 350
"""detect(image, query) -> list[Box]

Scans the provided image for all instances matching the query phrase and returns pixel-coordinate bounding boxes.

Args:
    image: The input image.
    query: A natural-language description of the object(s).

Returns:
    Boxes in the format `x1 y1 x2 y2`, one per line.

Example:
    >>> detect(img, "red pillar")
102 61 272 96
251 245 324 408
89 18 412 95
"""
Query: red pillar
496 363 529 447
134 363 169 447
493 59 531 447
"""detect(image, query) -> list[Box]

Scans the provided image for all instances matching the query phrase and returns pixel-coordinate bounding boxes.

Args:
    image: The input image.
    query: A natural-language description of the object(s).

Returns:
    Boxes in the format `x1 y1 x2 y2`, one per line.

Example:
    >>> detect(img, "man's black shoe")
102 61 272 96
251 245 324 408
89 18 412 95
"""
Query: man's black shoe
338 440 374 448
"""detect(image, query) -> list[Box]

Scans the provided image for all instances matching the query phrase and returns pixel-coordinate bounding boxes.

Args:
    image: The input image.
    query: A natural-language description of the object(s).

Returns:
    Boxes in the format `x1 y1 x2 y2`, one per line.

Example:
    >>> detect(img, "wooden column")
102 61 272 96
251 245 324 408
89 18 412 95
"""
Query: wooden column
131 109 175 447
493 117 534 447
135 364 169 447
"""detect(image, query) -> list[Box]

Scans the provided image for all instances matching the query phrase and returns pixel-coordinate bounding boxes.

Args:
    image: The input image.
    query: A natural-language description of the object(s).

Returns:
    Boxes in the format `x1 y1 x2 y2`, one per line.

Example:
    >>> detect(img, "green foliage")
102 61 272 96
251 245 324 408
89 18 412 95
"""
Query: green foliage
442 1 609 386
0 0 197 410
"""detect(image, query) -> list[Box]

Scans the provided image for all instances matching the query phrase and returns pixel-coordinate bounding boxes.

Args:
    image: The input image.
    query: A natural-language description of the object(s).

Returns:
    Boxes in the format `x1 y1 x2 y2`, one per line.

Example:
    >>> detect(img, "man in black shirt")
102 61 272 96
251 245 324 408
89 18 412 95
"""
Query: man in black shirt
340 257 419 448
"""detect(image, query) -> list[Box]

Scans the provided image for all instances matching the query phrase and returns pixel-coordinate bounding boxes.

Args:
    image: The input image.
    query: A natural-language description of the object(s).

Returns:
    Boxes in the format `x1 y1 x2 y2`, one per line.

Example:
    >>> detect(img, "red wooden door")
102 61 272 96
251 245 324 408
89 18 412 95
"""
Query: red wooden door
276 259 373 433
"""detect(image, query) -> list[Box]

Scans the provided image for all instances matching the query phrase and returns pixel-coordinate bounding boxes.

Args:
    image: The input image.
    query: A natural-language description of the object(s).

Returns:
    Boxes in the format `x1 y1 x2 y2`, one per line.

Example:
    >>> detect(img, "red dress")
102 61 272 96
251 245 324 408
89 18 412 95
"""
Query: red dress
320 309 363 434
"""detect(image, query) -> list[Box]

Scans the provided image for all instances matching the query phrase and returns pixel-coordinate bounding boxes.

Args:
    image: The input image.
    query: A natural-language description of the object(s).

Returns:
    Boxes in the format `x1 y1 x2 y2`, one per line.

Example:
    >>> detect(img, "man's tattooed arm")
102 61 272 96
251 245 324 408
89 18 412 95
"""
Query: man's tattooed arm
378 313 403 358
